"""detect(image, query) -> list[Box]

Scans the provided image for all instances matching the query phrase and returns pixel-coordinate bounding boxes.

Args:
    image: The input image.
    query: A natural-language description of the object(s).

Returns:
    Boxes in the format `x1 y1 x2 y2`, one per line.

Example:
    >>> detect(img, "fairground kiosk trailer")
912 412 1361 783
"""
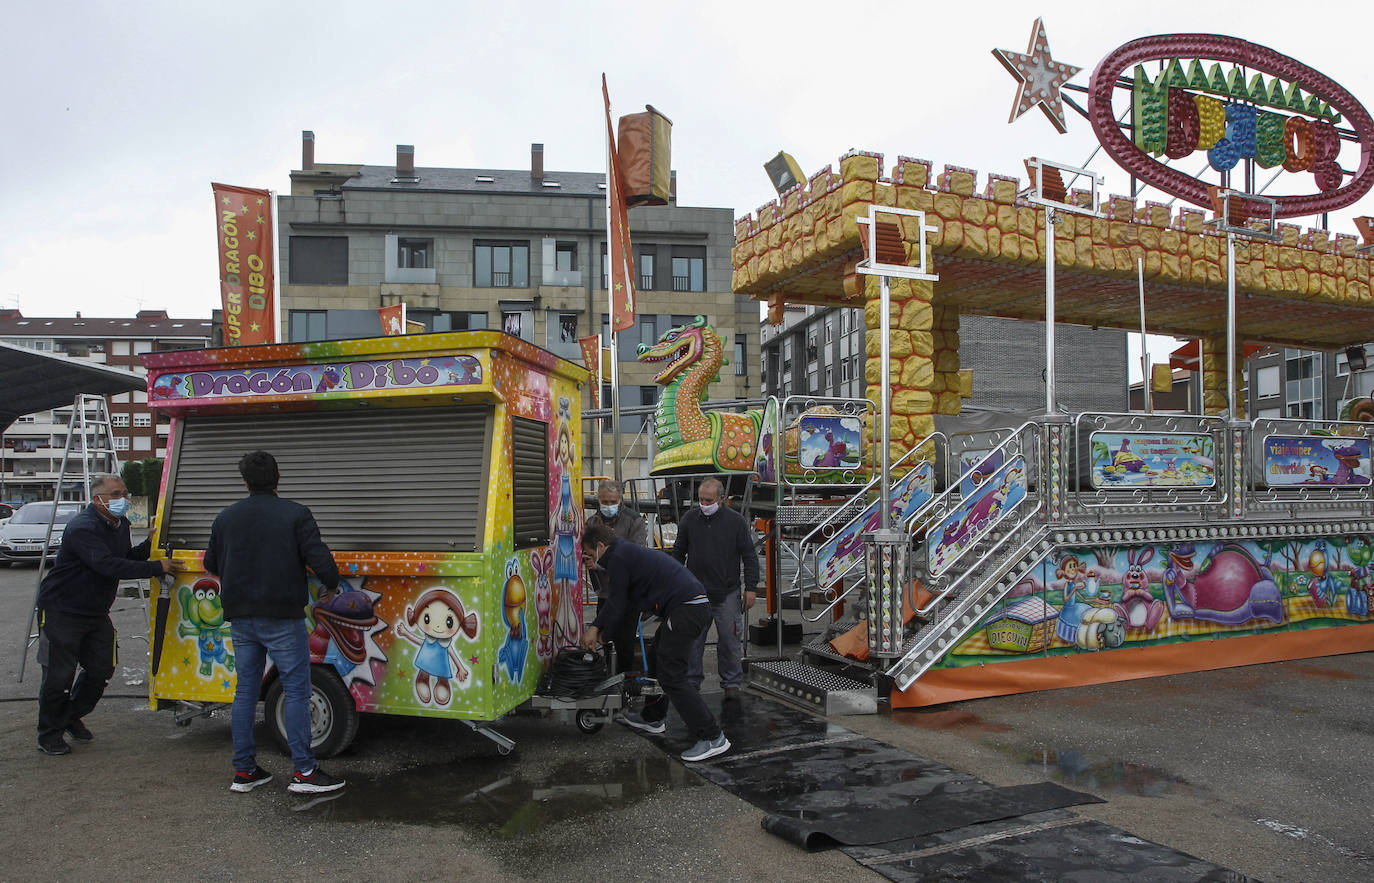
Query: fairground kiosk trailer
139 331 587 755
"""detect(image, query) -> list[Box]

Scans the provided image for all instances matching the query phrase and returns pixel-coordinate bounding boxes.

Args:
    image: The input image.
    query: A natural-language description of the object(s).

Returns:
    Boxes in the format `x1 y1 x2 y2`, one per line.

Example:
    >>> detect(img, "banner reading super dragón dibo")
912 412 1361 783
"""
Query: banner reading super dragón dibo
211 183 276 346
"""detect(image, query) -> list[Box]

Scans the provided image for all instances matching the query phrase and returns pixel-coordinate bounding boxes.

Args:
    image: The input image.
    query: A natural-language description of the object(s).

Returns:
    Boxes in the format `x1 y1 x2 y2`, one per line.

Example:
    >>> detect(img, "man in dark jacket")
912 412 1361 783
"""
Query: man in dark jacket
578 522 730 763
671 478 761 700
36 474 184 755
204 450 344 795
584 480 649 670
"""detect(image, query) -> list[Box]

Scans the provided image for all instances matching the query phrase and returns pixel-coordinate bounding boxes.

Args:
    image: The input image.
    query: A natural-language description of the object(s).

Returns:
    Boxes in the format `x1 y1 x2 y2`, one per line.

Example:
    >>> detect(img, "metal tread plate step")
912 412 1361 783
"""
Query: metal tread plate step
747 659 877 715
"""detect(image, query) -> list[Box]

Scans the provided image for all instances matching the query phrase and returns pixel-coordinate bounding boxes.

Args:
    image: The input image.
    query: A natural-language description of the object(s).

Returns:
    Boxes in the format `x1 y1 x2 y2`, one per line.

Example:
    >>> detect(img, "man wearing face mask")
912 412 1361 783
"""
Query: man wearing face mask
671 478 761 701
584 480 649 670
35 473 184 756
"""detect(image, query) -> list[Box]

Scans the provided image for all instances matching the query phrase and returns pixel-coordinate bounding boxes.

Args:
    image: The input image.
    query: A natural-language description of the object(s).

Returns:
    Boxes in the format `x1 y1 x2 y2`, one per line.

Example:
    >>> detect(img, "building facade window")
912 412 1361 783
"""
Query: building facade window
475 240 530 288
671 248 705 292
397 237 432 268
555 242 577 271
734 334 747 377
638 249 656 290
111 414 130 427
113 437 130 451
558 313 579 344
133 414 152 428
289 310 327 342
1255 365 1280 398
502 311 523 338
288 236 349 285
638 316 657 348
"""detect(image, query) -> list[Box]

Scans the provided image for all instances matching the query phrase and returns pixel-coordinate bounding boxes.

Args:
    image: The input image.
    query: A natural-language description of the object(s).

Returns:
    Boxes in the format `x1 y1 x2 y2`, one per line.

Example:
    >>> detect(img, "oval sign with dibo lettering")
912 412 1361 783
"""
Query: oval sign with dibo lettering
1087 34 1374 218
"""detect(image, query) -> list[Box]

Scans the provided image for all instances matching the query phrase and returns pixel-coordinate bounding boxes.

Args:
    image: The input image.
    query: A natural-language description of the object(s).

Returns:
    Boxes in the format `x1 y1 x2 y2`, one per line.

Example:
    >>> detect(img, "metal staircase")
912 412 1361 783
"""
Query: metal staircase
748 421 1050 711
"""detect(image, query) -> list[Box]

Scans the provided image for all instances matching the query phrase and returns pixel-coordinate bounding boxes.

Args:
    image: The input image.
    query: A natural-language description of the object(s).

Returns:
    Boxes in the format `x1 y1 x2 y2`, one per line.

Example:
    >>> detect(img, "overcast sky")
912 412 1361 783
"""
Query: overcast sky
5 0 1374 378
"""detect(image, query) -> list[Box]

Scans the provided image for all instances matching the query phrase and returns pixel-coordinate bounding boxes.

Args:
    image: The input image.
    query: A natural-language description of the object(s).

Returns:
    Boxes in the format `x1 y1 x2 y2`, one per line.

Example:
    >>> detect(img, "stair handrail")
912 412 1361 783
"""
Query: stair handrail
906 420 1044 616
799 432 946 591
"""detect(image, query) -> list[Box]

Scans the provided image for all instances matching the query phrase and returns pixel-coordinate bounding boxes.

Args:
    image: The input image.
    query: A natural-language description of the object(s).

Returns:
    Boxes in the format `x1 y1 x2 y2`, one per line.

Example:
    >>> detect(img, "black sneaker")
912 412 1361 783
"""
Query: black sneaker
65 719 94 744
230 766 274 793
38 739 72 756
288 767 345 794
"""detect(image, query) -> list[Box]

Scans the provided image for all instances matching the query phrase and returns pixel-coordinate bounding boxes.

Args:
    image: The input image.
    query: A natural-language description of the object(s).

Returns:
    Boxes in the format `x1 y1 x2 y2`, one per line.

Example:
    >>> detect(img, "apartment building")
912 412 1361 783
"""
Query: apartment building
761 305 1129 414
0 310 214 501
278 133 755 478
1246 343 1373 421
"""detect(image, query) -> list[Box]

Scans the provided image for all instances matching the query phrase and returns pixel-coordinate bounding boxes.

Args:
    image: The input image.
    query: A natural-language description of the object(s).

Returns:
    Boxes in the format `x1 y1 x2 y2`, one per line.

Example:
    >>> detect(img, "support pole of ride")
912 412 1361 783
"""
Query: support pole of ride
854 205 938 660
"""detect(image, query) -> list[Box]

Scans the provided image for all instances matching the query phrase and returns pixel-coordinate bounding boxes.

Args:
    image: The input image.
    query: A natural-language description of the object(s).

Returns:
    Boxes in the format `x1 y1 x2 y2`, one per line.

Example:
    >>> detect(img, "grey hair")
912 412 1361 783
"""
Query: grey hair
596 479 622 496
699 478 724 496
90 473 122 496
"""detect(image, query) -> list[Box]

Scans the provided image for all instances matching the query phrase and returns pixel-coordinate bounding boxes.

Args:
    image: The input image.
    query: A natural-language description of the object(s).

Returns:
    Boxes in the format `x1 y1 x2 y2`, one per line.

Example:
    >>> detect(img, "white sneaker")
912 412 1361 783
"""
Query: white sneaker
619 710 666 735
681 733 730 762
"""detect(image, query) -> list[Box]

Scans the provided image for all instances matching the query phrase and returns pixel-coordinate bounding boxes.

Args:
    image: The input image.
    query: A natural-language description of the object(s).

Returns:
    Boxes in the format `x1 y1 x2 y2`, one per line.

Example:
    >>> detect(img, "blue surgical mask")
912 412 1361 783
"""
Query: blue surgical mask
106 497 131 518
700 502 720 516
600 504 619 518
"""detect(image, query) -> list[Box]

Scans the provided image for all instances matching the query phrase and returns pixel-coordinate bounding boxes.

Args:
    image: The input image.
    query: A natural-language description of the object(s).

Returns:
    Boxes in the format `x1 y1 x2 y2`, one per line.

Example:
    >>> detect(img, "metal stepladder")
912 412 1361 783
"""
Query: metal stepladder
17 393 125 682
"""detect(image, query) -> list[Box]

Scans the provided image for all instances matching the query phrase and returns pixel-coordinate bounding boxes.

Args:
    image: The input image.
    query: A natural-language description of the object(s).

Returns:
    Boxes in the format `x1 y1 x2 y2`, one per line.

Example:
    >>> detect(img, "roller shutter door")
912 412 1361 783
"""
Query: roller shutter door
162 407 490 551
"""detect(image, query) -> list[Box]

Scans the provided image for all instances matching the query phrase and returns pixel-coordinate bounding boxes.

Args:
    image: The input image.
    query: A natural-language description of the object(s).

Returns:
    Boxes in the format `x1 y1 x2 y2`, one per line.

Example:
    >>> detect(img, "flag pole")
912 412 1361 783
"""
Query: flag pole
604 76 624 486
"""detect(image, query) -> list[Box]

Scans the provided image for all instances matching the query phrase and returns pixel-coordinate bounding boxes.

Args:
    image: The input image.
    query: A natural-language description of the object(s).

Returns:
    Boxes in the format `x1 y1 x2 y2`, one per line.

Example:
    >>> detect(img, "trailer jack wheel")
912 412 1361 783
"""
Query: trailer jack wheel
266 665 359 759
575 709 607 734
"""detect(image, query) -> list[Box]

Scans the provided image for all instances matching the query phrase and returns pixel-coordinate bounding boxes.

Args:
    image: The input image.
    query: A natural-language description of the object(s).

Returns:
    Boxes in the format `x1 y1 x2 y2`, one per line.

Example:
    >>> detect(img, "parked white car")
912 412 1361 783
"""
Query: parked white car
0 502 83 565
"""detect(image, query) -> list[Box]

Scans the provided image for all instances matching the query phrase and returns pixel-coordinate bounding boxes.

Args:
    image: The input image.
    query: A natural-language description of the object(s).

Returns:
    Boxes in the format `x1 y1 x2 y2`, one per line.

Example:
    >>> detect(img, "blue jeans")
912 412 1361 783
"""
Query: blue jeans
687 591 744 690
230 617 314 774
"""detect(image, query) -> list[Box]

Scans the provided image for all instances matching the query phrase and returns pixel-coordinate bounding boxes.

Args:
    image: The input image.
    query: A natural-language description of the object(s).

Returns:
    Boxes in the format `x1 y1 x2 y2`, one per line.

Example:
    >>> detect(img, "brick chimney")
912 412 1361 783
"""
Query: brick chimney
531 143 544 181
302 130 315 170
397 144 414 177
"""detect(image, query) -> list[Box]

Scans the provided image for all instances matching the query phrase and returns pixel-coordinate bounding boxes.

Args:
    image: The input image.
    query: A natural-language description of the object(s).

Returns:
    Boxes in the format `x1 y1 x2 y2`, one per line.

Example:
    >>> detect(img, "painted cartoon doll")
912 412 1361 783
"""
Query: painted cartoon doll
549 399 582 646
396 588 479 707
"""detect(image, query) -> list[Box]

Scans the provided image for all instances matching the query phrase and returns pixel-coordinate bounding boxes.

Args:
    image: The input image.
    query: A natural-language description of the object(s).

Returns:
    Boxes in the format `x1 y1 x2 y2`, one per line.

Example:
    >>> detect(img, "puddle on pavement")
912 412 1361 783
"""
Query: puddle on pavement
1017 746 1204 799
294 754 704 830
892 709 1012 733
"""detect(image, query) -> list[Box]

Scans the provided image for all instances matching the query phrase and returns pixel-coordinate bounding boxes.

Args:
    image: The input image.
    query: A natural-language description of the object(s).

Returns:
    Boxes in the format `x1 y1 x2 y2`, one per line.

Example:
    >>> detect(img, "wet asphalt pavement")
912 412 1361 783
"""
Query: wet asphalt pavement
2 560 1372 881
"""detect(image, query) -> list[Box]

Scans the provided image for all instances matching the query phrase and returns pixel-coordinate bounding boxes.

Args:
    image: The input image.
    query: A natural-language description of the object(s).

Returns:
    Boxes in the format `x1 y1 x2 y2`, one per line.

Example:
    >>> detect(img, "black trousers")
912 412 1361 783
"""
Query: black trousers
641 602 720 742
38 610 116 744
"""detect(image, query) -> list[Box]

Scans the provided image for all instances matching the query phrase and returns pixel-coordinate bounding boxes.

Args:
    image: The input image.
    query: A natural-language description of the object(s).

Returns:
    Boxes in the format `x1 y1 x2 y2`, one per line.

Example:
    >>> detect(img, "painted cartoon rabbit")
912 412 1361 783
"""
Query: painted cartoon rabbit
1113 546 1166 631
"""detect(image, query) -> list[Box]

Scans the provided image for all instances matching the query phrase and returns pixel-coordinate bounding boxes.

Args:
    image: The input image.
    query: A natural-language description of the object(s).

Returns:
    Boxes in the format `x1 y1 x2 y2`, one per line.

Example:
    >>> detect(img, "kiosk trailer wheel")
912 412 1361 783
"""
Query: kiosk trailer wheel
266 665 359 759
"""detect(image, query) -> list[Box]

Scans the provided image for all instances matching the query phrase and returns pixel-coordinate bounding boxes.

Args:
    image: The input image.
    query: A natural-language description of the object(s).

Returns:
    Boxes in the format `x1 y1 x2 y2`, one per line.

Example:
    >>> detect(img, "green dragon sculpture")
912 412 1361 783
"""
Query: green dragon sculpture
637 316 762 474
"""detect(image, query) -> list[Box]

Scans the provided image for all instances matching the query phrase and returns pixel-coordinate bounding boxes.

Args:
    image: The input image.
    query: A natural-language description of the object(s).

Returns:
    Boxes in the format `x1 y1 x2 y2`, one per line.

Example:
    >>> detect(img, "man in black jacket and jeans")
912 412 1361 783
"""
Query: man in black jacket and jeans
578 522 730 763
204 450 344 795
36 474 184 755
671 478 761 701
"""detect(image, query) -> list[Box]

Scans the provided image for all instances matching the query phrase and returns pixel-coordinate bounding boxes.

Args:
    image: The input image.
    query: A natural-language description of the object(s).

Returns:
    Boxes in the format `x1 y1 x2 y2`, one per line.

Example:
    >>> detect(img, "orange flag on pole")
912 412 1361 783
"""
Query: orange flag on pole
212 183 276 346
379 303 406 336
579 335 602 407
602 75 636 333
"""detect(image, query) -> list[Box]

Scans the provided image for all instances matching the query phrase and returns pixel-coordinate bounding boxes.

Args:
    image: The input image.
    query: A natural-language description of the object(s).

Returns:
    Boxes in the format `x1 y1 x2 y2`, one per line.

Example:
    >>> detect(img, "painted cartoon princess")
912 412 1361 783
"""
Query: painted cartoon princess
396 588 479 707
550 397 582 646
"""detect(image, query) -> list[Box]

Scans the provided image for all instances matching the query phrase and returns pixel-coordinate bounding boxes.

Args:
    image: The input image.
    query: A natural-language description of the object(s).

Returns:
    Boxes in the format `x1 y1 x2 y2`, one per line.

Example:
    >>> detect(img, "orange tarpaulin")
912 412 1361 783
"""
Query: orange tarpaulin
891 624 1374 707
830 579 934 661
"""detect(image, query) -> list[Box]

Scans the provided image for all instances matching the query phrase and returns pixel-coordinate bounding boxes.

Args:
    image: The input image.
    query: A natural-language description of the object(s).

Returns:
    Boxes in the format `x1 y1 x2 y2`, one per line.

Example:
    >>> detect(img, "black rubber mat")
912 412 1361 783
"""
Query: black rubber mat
760 781 1104 849
637 691 1252 882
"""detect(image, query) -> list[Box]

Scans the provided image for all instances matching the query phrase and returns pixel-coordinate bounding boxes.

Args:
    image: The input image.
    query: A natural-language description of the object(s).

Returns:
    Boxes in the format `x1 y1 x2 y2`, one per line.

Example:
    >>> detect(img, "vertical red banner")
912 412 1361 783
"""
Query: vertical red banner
212 183 276 346
578 335 602 408
602 76 637 333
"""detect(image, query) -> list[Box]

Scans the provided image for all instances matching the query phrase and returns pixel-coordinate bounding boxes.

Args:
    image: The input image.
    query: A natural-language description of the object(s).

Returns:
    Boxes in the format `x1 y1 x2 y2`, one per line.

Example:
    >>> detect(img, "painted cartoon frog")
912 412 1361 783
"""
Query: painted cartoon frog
177 578 234 677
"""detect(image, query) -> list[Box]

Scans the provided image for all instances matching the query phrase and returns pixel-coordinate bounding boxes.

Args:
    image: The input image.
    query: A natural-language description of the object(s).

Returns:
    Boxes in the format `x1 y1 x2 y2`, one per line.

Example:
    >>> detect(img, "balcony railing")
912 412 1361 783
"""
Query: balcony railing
640 274 654 290
672 275 693 291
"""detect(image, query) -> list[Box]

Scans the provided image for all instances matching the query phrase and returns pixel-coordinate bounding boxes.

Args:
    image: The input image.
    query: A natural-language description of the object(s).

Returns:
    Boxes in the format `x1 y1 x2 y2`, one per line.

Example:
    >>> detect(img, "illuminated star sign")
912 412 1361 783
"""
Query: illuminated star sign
993 18 1081 134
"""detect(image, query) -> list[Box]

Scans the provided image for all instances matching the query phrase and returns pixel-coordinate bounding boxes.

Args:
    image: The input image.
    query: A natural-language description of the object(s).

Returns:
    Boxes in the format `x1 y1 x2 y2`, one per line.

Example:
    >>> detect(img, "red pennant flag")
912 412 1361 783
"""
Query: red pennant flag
211 183 276 346
379 304 406 336
603 75 636 333
579 335 602 408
